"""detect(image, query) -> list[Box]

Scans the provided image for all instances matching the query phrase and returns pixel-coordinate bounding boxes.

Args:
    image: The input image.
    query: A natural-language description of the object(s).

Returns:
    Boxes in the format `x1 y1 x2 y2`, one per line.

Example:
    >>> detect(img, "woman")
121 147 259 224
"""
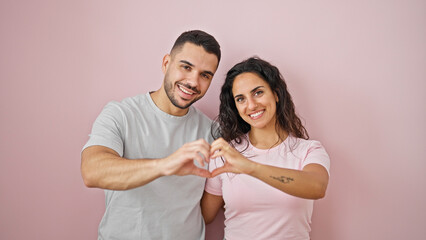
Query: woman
201 57 330 240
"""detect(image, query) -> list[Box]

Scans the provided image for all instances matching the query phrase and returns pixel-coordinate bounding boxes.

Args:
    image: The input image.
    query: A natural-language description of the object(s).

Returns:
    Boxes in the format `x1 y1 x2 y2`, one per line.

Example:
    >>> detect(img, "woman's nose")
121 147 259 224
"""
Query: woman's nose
247 97 257 110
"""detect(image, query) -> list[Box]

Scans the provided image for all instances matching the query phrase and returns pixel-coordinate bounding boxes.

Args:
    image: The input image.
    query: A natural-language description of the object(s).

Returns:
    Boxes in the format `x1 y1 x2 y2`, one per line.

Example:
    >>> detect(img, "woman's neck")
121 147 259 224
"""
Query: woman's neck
248 127 288 149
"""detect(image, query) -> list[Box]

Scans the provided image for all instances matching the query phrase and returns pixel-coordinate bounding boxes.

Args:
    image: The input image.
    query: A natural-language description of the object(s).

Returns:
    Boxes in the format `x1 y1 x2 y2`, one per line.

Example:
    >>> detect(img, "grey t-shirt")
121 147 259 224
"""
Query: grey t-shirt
83 93 213 240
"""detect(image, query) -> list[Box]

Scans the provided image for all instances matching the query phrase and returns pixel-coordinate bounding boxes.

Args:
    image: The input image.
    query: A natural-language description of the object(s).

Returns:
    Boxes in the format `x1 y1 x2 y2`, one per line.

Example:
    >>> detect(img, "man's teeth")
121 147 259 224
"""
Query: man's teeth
250 111 264 118
179 85 193 95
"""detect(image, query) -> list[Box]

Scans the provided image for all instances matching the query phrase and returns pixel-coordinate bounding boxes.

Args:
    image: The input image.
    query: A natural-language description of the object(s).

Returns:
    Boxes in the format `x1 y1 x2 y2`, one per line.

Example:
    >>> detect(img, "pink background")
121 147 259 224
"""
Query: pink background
1 0 425 239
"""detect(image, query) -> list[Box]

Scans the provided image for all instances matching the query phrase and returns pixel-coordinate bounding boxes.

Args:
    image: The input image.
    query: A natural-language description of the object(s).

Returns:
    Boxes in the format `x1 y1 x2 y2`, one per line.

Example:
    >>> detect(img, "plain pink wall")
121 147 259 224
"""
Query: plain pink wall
1 0 425 239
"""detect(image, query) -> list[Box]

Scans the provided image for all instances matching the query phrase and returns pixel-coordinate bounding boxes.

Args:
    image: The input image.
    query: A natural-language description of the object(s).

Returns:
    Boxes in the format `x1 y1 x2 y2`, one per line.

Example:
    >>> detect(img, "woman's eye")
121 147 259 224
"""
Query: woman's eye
254 90 263 96
235 97 244 103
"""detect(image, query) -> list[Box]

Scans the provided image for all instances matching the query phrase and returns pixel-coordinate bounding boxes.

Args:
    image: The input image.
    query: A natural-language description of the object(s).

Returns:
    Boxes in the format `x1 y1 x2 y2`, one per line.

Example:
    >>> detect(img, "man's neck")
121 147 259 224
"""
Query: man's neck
150 89 189 116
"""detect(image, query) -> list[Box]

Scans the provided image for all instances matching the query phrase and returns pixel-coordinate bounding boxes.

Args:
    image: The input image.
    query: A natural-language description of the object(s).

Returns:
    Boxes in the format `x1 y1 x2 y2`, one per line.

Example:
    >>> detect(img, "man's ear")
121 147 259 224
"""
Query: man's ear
162 54 171 74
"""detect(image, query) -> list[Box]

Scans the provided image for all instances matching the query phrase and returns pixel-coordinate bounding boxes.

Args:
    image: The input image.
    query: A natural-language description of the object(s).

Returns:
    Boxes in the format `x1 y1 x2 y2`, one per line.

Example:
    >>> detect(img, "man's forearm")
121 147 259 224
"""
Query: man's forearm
81 146 164 190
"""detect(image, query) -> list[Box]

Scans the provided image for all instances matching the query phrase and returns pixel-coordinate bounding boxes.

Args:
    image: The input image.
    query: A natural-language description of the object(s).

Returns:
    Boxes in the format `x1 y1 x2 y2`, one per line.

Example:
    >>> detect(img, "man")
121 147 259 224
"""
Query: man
81 30 221 240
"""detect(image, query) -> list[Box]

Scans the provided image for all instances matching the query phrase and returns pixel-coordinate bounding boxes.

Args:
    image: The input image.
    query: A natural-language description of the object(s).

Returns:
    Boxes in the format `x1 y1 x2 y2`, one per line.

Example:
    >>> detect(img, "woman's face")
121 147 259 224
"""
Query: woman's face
232 72 278 130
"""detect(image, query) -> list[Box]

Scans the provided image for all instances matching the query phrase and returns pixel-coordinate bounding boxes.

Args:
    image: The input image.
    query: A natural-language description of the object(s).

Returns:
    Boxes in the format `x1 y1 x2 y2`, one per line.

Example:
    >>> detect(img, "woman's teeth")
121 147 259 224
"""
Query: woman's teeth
250 111 264 118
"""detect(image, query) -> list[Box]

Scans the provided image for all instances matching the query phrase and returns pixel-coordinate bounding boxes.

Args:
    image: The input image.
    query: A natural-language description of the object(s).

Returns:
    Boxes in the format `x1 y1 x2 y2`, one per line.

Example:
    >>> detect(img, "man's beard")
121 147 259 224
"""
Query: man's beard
164 76 202 110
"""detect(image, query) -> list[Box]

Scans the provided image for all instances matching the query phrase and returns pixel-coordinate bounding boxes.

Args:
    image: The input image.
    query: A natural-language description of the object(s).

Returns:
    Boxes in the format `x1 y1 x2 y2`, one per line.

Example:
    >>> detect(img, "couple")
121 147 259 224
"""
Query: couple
81 30 330 240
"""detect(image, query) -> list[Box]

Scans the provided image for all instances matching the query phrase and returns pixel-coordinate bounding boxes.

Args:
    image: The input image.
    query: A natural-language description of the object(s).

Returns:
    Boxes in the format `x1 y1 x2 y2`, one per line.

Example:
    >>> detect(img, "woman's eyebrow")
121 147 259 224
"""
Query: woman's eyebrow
234 86 265 99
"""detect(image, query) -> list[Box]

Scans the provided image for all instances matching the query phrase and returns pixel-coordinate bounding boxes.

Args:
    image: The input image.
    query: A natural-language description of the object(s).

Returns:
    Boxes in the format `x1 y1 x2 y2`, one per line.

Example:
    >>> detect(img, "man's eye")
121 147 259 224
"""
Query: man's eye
183 65 191 70
201 73 211 80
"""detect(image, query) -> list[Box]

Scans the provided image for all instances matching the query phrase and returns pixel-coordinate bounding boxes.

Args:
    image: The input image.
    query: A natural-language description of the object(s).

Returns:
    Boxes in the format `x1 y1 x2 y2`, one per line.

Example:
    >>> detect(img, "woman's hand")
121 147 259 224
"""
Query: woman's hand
209 138 329 199
209 138 257 177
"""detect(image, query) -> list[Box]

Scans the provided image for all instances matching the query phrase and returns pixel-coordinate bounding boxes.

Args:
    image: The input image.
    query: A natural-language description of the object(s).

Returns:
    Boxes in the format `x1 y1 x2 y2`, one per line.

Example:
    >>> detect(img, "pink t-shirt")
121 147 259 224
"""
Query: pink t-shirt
205 135 330 240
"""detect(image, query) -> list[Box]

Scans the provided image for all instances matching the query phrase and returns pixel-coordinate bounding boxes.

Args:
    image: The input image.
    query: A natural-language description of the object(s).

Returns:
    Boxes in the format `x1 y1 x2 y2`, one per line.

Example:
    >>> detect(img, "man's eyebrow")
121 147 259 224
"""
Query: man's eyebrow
180 60 194 66
180 60 214 76
203 70 215 76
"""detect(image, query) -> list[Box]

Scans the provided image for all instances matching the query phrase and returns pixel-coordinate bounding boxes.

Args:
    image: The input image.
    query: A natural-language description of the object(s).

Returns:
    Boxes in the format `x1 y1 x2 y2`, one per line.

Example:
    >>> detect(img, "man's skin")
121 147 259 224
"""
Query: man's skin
81 42 219 190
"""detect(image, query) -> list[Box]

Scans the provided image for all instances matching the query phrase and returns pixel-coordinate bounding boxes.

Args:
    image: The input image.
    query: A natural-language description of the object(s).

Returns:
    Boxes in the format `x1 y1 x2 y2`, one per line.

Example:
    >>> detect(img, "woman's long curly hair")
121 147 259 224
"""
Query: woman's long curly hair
213 57 309 146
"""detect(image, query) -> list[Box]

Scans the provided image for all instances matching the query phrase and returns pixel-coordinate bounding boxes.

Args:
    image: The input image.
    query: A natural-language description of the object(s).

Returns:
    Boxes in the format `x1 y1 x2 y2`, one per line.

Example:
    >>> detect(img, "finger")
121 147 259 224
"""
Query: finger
210 143 231 157
211 137 225 145
203 153 211 163
187 138 209 149
193 148 210 164
211 167 230 177
210 149 224 160
197 138 210 146
210 141 225 152
195 138 211 150
210 142 226 154
192 152 205 167
192 167 212 178
184 144 209 165
190 141 211 161
196 151 209 166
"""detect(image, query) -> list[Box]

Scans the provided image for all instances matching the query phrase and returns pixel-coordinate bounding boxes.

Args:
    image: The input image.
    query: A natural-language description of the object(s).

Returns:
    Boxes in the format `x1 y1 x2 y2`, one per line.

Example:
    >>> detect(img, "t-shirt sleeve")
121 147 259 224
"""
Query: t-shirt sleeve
302 141 331 176
82 102 125 156
204 158 223 196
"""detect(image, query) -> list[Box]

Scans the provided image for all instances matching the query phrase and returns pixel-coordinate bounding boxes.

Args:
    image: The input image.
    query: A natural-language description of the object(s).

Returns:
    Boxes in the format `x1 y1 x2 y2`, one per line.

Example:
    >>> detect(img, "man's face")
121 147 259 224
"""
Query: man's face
162 42 218 110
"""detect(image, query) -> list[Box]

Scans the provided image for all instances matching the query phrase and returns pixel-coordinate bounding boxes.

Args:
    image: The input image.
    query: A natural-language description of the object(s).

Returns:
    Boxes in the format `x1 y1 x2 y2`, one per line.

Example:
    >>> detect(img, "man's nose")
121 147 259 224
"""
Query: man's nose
186 71 200 88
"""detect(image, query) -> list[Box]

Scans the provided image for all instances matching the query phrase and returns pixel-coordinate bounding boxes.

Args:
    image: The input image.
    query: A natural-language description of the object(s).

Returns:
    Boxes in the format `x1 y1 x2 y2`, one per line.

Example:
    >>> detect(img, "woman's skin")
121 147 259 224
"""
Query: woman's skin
201 72 329 224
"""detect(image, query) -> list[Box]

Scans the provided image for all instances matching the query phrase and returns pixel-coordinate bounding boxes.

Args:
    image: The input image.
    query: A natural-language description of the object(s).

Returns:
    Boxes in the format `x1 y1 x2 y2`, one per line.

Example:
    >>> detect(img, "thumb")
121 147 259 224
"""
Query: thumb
192 167 212 178
211 167 231 178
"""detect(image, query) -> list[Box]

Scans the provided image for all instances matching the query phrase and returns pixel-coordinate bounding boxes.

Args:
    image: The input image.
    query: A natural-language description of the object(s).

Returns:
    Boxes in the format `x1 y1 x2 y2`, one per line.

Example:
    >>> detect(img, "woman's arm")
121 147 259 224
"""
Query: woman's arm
248 163 329 199
201 191 224 224
210 138 329 200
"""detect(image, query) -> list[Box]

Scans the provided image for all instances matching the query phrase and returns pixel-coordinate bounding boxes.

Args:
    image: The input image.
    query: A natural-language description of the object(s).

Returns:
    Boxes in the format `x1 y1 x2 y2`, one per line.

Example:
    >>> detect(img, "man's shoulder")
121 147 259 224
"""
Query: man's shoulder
120 93 147 106
189 106 213 124
104 94 147 111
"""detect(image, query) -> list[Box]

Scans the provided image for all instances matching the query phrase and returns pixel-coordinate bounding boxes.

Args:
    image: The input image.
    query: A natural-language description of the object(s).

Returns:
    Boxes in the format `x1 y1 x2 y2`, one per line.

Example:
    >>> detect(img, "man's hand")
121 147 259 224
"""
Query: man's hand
160 139 212 178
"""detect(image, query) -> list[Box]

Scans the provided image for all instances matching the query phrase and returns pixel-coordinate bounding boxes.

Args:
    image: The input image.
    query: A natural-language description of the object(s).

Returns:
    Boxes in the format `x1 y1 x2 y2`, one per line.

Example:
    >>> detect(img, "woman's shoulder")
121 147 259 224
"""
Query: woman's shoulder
286 135 326 153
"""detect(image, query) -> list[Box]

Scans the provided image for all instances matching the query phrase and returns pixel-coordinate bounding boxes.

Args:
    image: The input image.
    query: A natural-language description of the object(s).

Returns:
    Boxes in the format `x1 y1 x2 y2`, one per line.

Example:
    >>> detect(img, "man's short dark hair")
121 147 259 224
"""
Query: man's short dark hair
171 30 221 64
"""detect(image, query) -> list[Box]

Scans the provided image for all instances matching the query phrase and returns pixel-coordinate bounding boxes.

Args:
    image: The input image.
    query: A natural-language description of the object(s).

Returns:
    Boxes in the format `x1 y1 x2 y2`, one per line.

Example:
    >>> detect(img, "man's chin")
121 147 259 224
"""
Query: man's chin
166 90 202 110
173 102 194 109
172 98 200 109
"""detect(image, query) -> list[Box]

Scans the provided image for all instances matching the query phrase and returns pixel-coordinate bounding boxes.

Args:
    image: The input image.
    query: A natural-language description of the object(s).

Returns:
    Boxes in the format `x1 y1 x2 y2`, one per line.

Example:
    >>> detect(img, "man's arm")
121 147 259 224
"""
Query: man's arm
81 139 212 190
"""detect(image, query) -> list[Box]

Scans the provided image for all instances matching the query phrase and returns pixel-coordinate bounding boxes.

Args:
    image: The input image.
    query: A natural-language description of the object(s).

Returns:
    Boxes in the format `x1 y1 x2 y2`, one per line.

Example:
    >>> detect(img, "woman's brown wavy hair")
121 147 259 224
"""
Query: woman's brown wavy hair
212 57 309 146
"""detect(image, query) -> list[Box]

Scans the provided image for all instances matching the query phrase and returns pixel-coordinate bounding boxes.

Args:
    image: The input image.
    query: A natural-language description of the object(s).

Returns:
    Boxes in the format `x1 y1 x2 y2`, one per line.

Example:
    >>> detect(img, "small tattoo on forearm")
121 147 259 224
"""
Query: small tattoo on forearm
270 175 294 184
